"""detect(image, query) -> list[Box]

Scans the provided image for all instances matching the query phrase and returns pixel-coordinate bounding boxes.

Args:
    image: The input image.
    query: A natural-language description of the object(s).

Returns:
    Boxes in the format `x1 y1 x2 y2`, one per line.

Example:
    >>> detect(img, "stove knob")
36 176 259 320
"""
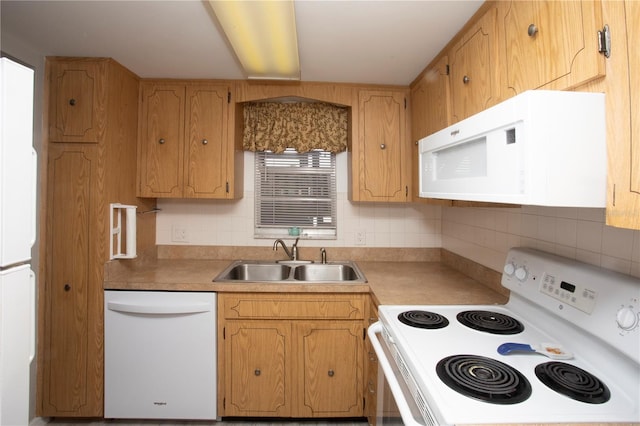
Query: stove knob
514 267 528 282
503 262 516 276
616 307 639 331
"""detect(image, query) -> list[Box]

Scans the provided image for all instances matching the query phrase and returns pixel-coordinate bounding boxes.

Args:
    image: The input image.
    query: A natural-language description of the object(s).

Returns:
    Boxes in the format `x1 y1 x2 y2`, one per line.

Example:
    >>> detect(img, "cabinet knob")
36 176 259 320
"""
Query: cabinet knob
202 139 208 145
69 98 76 106
462 75 470 84
328 369 335 377
64 283 71 291
528 23 538 37
254 369 261 376
380 144 386 150
158 138 166 145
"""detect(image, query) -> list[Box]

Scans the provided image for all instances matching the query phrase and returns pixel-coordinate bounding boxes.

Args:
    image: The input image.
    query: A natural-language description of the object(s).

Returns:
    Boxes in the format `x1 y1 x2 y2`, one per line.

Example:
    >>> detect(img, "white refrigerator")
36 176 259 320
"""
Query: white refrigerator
0 57 37 426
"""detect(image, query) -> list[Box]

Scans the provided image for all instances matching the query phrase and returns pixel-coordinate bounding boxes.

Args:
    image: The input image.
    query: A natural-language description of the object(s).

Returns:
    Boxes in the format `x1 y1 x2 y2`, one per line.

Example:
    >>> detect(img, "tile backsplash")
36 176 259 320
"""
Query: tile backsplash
156 194 442 249
442 205 640 278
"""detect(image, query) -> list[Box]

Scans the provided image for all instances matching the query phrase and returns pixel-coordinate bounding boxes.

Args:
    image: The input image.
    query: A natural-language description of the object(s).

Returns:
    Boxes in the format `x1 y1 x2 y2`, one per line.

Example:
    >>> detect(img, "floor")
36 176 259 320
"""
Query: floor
31 418 369 426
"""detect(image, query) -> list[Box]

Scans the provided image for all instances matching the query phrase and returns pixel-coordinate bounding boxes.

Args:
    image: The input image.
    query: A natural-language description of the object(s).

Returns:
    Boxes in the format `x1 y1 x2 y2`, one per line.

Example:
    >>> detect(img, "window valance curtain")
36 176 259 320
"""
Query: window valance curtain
243 101 348 153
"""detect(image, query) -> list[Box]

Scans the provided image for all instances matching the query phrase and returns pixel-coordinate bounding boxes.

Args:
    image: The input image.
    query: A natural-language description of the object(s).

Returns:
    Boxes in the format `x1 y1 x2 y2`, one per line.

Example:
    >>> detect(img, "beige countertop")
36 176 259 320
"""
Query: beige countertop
104 256 509 306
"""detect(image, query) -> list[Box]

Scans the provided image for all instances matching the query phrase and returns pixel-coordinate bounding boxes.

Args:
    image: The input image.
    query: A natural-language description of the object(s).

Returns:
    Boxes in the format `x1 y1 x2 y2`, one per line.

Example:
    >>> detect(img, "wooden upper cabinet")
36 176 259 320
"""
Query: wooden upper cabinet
502 0 605 95
410 55 451 142
449 5 501 123
138 84 185 197
629 0 639 200
410 56 452 203
356 90 410 202
184 85 229 198
603 0 640 229
49 60 105 143
138 81 238 199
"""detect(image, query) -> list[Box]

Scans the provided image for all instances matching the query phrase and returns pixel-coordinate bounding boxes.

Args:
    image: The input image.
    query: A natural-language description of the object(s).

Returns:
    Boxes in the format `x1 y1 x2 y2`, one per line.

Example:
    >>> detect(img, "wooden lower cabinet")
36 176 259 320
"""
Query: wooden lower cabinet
364 301 379 426
219 293 366 418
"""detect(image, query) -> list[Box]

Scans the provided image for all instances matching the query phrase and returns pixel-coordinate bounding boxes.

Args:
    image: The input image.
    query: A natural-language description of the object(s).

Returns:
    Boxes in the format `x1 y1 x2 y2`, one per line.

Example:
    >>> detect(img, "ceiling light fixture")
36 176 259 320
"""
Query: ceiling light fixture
208 0 300 80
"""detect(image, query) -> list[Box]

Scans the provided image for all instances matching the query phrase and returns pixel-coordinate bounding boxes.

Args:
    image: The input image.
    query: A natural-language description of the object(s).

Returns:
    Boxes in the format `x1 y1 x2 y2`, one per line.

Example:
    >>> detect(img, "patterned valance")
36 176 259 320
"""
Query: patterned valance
243 101 348 153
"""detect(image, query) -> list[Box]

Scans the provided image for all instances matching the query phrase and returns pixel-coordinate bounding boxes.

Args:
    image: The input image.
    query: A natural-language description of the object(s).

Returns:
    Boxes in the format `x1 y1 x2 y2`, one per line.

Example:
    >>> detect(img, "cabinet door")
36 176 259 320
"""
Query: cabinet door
48 61 104 143
41 145 101 415
606 0 640 229
138 84 185 197
449 6 500 122
295 321 363 417
411 55 451 142
628 0 639 200
503 0 605 94
364 302 379 426
184 85 229 198
358 90 408 202
410 56 452 204
224 321 291 417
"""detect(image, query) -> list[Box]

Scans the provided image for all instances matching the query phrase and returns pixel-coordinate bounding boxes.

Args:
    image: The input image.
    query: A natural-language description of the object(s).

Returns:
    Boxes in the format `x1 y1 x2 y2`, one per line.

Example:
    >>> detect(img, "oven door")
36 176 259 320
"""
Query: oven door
368 322 434 426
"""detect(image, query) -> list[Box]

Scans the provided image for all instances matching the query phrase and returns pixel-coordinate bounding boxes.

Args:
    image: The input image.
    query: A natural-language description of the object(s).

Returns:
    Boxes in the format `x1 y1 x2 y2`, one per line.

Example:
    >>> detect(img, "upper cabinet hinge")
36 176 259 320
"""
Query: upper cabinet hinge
227 91 231 103
223 327 226 339
226 181 230 193
598 24 611 58
404 98 407 109
363 328 366 340
445 64 450 75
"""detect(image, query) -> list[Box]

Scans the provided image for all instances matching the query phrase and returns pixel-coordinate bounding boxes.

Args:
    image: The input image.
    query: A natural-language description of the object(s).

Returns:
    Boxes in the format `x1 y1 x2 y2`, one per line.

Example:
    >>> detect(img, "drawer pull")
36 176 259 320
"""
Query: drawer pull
254 369 261 376
328 369 335 377
528 23 538 37
69 98 76 106
159 138 165 144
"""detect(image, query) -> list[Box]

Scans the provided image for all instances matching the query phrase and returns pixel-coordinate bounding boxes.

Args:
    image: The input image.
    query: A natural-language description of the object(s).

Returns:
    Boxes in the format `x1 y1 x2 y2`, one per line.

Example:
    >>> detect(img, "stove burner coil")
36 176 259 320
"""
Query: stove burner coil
436 355 532 404
535 362 611 404
398 310 449 329
457 310 524 335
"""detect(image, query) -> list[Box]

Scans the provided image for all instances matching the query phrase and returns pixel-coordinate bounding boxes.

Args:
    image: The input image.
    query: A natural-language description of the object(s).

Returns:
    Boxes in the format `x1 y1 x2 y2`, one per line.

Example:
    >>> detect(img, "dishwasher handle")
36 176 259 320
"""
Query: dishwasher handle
107 301 213 315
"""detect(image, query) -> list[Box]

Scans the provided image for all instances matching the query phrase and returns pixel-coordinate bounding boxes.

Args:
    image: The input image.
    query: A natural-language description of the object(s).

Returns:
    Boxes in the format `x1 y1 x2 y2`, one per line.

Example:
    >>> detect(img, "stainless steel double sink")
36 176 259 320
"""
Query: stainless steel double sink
213 260 367 283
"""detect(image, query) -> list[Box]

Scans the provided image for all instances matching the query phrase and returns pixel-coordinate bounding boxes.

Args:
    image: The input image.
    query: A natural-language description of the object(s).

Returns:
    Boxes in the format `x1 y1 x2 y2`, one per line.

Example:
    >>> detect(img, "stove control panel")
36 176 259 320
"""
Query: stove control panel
539 272 596 314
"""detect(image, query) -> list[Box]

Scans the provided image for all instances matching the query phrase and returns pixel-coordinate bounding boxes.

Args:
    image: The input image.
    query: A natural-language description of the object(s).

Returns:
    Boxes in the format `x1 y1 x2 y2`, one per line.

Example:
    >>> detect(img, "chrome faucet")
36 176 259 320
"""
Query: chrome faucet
320 247 327 264
273 237 299 260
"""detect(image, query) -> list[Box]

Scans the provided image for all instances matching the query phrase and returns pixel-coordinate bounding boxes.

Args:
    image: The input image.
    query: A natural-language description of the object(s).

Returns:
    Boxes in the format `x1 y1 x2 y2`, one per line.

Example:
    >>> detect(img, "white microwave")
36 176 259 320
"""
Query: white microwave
419 90 606 207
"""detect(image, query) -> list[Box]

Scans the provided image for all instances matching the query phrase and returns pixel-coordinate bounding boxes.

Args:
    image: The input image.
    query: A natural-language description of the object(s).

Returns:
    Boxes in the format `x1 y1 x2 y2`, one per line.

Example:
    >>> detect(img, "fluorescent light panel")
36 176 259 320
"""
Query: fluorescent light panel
209 0 300 80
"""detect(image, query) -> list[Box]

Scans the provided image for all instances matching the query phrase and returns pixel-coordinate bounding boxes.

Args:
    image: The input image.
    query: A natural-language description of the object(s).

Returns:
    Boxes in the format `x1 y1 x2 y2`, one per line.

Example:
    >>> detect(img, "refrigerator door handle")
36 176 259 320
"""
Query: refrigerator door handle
29 269 36 362
29 149 37 248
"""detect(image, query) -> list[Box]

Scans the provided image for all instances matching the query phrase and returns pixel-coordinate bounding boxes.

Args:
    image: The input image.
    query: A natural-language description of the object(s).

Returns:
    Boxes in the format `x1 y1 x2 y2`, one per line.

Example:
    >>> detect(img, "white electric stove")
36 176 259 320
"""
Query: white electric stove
368 247 640 425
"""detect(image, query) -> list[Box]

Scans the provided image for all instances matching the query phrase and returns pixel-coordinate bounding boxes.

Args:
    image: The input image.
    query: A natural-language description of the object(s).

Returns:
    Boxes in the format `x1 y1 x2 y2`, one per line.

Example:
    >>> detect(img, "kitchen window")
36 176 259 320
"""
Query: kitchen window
255 148 337 239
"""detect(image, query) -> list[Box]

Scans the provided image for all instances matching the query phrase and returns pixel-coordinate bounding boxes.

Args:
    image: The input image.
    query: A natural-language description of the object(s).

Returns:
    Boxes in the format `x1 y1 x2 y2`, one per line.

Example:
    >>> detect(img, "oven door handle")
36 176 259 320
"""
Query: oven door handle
368 322 425 426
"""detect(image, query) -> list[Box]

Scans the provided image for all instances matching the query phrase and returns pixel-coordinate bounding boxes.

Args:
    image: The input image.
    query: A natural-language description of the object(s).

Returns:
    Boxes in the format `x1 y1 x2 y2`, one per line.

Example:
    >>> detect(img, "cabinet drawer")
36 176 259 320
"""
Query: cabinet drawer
221 293 365 320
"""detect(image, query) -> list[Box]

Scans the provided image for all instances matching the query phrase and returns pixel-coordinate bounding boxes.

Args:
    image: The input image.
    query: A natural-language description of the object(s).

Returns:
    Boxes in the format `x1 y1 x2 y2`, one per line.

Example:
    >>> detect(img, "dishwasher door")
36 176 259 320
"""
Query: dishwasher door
104 291 217 420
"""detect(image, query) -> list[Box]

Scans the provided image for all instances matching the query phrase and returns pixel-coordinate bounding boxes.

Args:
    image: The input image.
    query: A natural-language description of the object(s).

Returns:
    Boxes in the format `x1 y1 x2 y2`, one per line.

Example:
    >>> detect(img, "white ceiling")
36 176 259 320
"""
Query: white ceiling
1 0 483 86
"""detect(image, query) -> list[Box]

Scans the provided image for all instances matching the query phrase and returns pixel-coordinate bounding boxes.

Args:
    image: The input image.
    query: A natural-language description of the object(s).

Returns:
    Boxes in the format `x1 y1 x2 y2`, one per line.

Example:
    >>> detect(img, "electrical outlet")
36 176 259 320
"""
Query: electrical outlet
355 230 366 246
172 226 188 242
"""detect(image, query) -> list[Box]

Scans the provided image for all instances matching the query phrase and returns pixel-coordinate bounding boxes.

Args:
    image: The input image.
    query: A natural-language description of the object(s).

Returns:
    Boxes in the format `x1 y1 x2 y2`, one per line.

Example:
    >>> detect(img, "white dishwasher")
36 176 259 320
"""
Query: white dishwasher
104 291 217 420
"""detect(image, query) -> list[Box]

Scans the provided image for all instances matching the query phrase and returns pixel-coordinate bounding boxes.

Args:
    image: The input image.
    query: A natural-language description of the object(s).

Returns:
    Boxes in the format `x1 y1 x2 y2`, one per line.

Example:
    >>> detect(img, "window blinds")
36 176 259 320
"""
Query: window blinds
255 149 337 239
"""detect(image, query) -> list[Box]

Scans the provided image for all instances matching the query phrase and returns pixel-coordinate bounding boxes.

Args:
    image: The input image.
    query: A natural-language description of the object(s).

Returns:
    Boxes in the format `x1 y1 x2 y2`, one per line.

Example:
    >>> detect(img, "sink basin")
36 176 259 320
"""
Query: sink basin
221 263 291 281
293 264 359 281
213 260 367 283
